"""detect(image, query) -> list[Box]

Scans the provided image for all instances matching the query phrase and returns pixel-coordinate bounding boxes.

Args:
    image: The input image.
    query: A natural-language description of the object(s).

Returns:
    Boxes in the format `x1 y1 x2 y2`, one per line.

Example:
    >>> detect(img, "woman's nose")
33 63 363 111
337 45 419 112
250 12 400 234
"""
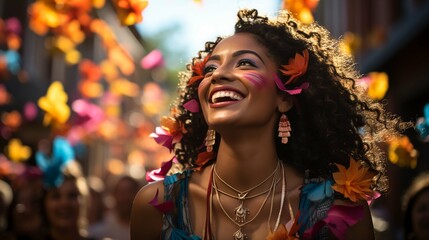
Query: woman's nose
211 64 234 84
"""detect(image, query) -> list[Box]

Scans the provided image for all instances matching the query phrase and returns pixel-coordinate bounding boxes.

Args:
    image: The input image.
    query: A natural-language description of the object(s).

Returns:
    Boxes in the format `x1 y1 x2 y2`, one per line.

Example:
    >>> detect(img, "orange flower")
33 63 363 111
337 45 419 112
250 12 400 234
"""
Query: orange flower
266 213 300 240
367 72 389 100
160 116 186 135
282 0 318 24
187 55 210 86
114 0 148 25
279 49 309 85
193 151 214 171
388 136 418 169
332 158 375 202
79 59 102 82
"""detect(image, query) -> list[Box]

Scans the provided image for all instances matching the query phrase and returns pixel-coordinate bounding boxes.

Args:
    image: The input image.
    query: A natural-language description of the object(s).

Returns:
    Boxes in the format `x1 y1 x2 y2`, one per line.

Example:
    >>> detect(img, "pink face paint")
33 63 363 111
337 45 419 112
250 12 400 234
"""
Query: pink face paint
242 72 267 89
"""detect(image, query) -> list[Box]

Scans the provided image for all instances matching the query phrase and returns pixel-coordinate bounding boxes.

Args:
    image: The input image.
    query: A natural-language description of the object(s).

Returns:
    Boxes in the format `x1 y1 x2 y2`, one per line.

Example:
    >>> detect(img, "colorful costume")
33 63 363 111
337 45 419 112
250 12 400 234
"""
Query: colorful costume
157 169 366 240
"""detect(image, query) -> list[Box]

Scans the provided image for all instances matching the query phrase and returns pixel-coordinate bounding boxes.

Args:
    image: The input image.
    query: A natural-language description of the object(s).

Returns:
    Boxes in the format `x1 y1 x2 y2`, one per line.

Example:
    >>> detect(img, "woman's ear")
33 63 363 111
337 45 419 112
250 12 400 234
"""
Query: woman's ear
277 94 293 113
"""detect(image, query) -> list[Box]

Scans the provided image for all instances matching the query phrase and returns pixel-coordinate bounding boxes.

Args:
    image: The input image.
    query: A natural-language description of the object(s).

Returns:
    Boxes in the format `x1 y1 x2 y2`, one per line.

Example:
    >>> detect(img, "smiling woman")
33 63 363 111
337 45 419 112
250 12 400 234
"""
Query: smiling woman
131 9 409 240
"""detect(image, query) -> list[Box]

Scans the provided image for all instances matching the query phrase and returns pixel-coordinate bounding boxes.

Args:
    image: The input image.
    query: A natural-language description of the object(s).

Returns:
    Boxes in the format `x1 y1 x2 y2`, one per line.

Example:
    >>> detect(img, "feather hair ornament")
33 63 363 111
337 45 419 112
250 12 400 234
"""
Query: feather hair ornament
36 137 75 188
275 49 310 95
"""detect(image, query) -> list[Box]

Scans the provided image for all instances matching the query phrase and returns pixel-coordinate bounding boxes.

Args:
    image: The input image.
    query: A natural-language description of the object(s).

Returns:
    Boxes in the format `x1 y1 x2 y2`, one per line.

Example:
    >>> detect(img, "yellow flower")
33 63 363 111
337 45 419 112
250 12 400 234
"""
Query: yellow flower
367 72 389 100
38 81 70 125
332 158 375 202
388 136 418 169
6 138 31 162
114 0 148 25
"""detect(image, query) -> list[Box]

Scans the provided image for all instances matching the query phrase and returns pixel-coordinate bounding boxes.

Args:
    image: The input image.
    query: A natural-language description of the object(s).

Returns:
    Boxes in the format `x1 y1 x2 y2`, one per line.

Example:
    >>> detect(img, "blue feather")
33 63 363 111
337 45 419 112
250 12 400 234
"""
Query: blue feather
36 137 75 188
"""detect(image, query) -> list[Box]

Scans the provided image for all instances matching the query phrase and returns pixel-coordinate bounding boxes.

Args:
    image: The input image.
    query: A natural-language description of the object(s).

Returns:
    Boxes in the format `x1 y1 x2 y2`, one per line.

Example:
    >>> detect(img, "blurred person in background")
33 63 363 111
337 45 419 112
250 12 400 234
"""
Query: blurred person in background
402 171 429 240
0 179 12 238
36 136 95 240
89 175 141 240
87 176 106 227
4 173 45 240
41 160 95 240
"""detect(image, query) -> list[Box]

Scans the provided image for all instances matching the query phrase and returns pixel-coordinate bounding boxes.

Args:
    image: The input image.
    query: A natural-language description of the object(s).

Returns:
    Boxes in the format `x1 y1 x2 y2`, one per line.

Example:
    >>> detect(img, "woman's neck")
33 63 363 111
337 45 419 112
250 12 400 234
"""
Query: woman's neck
214 126 279 190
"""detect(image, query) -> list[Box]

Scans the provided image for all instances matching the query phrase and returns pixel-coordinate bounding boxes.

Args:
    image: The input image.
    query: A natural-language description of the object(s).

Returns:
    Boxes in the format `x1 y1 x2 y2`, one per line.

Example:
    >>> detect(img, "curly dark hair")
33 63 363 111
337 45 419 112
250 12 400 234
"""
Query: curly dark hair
170 9 407 193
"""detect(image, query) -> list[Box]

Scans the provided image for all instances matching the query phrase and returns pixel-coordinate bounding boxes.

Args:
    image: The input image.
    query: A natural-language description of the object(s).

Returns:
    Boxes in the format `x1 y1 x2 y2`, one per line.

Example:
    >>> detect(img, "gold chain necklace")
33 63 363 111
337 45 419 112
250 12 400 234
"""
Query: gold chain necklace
212 164 279 240
213 161 279 224
266 162 294 232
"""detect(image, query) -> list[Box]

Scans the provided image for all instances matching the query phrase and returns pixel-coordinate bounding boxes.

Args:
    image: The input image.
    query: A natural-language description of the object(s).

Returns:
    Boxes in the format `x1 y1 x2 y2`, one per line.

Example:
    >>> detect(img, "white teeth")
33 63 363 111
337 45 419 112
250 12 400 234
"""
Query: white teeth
211 90 243 103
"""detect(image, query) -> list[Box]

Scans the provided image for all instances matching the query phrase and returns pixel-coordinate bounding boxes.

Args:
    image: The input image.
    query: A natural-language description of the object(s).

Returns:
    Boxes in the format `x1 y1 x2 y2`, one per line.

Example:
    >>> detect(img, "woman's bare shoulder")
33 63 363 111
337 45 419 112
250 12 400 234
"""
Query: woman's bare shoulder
130 180 165 240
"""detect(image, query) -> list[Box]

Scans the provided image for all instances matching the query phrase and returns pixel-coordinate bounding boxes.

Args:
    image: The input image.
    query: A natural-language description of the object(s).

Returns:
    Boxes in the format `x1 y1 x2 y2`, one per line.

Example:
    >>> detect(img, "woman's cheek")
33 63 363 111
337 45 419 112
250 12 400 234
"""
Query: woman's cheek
242 72 269 90
198 78 211 100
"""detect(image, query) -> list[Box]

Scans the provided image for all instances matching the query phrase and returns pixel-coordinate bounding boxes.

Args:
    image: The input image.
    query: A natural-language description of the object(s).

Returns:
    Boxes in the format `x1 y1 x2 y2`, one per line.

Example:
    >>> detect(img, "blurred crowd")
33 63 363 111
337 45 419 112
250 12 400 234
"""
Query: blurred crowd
0 159 144 240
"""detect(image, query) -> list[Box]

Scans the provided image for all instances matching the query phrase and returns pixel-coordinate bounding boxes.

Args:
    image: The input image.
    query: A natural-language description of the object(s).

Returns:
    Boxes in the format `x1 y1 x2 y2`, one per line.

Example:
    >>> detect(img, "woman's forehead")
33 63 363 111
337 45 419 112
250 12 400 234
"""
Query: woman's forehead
211 33 269 56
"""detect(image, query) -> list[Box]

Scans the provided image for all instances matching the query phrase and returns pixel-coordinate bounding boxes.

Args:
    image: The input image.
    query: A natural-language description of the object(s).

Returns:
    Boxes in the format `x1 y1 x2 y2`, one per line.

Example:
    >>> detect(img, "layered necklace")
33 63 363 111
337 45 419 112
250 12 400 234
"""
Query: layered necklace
205 161 285 240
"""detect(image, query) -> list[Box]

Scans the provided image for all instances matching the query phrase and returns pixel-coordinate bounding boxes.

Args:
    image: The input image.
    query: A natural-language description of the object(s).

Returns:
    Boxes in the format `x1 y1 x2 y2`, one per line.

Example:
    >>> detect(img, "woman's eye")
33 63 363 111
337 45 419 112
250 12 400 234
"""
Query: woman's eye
203 65 217 75
237 59 256 67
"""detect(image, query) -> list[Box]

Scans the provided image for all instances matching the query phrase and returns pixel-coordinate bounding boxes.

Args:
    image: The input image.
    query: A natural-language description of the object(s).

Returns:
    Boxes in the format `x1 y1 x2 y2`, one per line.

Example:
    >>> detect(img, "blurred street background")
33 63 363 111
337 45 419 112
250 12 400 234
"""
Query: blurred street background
0 0 428 239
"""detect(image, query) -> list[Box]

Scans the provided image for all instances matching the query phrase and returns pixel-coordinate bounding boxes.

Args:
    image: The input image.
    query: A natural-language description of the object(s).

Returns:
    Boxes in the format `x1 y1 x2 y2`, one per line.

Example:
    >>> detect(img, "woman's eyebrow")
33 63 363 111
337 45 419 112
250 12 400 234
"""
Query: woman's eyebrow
207 50 265 63
232 50 265 63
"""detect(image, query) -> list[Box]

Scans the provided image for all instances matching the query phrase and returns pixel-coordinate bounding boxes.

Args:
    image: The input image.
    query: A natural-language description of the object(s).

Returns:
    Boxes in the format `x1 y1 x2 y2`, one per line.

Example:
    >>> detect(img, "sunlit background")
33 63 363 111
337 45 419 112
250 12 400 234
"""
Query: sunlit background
0 0 428 239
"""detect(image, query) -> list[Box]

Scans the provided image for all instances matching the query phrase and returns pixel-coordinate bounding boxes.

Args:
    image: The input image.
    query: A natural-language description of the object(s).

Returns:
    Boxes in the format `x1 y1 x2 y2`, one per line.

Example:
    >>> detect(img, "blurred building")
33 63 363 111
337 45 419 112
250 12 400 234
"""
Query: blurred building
0 0 163 179
1 0 428 239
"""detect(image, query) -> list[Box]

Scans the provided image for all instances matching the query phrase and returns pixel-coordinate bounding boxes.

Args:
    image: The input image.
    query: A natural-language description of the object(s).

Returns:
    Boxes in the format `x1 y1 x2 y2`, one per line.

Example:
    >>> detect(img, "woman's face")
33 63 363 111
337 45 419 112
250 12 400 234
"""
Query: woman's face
197 33 284 131
12 187 43 234
412 190 429 240
44 179 81 230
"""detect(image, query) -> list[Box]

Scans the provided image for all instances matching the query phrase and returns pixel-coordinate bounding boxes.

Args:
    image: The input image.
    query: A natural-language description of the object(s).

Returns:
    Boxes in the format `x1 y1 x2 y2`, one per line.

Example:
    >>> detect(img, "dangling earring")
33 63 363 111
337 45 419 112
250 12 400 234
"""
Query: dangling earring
205 129 216 152
278 114 291 144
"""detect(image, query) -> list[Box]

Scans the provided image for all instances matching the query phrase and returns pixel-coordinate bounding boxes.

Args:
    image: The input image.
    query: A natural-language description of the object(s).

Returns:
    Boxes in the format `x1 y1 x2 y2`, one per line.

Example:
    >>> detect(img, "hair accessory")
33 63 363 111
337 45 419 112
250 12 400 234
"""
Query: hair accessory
35 136 75 188
187 54 210 86
278 114 291 144
149 116 184 152
280 49 309 85
331 158 375 202
183 99 201 113
145 157 174 182
274 49 310 95
205 129 216 152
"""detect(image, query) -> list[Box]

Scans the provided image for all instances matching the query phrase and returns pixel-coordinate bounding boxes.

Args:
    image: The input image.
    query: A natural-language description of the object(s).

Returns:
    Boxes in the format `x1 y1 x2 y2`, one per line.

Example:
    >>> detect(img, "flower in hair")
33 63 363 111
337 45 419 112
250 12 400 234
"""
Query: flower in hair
192 151 214 171
149 116 185 151
145 157 174 182
187 55 210 86
35 137 75 188
275 50 310 95
183 99 200 113
331 158 375 202
280 49 309 85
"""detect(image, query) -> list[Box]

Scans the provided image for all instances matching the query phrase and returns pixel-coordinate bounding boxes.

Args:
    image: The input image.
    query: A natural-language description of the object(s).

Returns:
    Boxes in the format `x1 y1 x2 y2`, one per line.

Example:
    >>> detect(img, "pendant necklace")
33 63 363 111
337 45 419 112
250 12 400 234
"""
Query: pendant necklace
212 163 279 240
213 161 279 224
